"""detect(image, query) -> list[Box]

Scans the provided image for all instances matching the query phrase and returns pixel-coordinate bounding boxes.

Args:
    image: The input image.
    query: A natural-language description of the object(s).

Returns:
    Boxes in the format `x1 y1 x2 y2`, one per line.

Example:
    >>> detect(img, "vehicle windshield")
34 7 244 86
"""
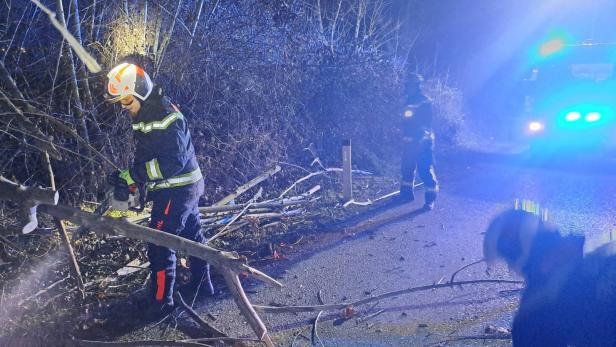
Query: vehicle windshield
569 63 613 81
526 43 616 86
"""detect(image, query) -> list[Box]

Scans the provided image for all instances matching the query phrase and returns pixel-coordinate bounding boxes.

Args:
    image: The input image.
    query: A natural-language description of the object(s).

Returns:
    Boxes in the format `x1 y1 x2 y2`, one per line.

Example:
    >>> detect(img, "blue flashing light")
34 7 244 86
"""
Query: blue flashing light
565 111 581 121
528 30 573 64
585 112 601 122
539 38 565 57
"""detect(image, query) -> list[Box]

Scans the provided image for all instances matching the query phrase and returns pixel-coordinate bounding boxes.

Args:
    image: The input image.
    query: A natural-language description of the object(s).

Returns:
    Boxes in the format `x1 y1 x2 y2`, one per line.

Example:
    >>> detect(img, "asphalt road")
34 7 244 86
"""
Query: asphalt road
177 151 616 346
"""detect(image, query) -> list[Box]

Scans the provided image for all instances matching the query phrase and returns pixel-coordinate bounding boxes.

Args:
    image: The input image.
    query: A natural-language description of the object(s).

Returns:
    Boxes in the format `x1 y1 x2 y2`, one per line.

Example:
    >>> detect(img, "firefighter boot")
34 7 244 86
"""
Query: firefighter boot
423 190 437 211
397 182 415 203
179 261 214 301
133 280 176 323
147 269 176 317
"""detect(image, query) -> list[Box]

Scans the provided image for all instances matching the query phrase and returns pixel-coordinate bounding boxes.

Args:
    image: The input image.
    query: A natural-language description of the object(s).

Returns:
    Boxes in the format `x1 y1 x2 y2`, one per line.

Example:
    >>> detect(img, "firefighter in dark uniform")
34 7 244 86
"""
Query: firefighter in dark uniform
484 208 616 346
106 62 208 316
399 73 439 210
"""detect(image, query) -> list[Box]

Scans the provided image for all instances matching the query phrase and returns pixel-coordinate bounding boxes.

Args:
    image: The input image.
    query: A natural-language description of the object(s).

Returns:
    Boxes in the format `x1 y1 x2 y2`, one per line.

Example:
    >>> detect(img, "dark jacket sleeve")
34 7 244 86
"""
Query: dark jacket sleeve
402 102 433 139
129 113 190 183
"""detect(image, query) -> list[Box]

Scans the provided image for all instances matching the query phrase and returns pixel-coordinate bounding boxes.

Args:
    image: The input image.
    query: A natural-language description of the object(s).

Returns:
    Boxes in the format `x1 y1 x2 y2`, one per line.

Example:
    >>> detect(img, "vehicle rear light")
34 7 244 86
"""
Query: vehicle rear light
585 112 601 122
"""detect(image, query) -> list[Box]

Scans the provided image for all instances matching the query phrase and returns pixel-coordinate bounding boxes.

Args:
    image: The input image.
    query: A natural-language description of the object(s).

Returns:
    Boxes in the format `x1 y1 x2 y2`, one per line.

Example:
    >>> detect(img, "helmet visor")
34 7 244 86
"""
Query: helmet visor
105 93 126 104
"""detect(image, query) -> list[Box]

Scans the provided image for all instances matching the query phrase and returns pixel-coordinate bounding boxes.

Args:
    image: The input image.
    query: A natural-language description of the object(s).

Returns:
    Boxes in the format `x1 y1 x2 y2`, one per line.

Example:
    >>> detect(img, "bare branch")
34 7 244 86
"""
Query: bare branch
253 279 523 313
30 0 101 73
214 165 281 206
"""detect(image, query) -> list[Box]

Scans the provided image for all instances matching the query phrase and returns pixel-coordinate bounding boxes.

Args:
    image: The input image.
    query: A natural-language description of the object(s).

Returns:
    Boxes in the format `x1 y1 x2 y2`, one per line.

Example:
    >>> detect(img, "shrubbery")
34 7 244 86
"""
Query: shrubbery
0 0 463 203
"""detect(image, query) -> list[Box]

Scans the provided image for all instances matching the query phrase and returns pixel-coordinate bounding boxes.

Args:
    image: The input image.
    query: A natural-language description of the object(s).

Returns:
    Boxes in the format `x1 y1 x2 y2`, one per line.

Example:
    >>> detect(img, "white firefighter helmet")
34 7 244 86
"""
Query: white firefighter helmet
483 209 542 273
106 63 153 103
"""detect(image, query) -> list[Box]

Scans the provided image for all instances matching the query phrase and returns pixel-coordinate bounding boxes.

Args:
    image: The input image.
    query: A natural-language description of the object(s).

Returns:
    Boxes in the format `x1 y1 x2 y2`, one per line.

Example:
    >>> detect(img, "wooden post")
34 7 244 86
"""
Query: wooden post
342 139 352 201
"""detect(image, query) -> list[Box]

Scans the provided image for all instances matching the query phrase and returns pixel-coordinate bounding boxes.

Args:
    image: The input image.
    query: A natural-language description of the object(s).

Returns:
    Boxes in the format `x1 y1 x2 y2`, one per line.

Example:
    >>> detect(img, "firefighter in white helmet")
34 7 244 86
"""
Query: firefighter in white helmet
106 60 209 318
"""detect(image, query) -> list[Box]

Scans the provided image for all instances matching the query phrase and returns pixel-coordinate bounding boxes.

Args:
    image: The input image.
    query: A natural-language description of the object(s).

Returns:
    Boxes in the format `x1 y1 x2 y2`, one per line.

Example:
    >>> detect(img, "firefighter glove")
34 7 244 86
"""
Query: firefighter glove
109 169 135 187
118 169 136 186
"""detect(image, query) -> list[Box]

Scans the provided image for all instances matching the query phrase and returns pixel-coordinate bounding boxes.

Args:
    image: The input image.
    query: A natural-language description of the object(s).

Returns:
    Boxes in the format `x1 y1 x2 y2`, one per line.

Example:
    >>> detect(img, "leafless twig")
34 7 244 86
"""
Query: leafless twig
30 0 101 72
254 279 523 313
311 310 324 346
450 259 485 286
356 308 385 324
214 166 281 206
207 187 263 243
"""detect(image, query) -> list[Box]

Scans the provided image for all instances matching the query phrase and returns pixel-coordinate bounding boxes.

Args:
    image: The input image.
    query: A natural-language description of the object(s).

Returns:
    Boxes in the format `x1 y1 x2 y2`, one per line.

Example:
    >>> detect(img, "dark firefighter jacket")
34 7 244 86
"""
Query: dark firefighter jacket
402 93 433 140
128 87 202 192
513 235 616 347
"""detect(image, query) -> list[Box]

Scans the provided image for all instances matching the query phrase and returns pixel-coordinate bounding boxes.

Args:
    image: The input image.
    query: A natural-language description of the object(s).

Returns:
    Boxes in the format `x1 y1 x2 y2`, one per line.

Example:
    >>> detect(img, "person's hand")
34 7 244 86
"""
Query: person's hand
118 169 135 186
108 169 135 187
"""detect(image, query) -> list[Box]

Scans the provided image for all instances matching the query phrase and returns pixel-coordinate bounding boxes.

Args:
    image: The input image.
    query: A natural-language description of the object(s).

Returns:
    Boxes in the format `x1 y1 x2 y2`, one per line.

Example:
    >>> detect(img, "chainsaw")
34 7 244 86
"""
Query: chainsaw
92 177 145 216
75 175 145 237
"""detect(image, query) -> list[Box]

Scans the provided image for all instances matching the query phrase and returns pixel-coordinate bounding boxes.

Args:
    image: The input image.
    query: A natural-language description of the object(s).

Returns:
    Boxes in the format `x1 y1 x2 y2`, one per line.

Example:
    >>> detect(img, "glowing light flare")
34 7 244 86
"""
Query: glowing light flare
585 112 601 122
539 38 565 57
528 121 544 132
565 111 581 121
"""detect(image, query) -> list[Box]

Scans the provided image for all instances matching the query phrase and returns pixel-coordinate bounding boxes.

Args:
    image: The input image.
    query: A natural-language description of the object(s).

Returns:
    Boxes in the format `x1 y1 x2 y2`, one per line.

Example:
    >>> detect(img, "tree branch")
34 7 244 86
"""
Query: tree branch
253 279 523 313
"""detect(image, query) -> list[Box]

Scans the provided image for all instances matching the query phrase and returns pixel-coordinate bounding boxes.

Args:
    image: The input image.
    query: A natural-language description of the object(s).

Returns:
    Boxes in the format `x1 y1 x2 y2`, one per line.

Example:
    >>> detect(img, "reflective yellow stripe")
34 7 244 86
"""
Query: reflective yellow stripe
147 168 202 191
145 158 163 180
132 112 182 133
425 186 440 193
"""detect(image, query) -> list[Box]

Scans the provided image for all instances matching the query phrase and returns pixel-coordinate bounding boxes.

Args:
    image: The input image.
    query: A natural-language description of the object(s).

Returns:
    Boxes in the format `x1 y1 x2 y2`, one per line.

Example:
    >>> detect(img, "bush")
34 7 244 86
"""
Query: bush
0 0 462 203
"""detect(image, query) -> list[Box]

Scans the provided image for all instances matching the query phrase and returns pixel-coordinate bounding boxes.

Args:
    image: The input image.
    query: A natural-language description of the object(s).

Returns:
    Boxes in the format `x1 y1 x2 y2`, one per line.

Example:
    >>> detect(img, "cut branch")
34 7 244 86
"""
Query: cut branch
214 165 281 206
279 168 371 198
1 176 282 344
0 176 58 205
207 188 262 243
34 204 280 344
253 279 523 313
200 197 308 214
37 204 282 288
221 269 274 347
67 340 211 347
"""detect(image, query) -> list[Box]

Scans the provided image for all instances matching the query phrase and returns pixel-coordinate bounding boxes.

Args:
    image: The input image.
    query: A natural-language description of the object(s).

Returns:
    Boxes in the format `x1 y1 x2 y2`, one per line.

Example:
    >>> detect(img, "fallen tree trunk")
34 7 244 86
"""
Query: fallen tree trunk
0 176 58 205
38 204 282 288
0 175 59 234
37 203 278 345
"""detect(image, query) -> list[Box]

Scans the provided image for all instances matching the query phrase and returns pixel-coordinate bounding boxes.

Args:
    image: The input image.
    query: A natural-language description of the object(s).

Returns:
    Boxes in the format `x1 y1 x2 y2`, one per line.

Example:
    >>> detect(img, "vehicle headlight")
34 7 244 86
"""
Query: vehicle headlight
528 121 544 132
565 111 581 121
585 112 601 122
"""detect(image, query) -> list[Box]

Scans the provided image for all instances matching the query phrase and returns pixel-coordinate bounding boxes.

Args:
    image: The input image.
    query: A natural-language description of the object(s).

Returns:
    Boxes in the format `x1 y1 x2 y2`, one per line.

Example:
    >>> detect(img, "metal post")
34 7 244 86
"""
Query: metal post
342 139 352 201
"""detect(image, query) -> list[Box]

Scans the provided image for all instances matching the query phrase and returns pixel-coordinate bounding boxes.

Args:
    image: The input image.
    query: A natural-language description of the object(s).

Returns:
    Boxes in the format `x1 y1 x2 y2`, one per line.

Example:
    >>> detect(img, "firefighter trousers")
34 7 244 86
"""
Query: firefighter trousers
400 133 439 203
147 179 206 308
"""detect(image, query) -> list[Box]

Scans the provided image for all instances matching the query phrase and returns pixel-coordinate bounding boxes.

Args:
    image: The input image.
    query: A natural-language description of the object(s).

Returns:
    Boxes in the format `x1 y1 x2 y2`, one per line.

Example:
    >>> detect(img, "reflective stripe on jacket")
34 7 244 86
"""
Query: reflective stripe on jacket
128 93 202 191
147 167 203 191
